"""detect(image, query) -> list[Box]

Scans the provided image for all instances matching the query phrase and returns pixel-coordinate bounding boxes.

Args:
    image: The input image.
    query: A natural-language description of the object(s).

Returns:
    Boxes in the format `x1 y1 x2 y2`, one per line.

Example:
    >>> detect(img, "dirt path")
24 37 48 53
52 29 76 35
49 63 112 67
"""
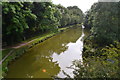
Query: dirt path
1 37 41 64
0 50 14 65
11 39 36 49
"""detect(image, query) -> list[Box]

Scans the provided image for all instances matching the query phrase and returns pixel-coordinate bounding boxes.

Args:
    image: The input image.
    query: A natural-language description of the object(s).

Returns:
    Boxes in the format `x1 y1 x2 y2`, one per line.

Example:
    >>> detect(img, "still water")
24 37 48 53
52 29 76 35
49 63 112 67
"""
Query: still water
6 26 85 78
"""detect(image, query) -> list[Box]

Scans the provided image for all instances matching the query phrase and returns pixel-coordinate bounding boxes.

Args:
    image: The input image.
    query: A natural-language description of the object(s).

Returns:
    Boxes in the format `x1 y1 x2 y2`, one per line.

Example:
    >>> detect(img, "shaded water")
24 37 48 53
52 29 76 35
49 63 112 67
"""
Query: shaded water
6 26 85 78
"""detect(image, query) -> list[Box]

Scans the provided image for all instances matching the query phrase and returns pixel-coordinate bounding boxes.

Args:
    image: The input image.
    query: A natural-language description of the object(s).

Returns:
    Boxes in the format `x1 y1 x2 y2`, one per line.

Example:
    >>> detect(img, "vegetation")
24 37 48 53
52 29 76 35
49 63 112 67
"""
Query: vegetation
1 1 119 79
74 41 119 78
57 5 84 27
83 2 119 45
2 2 84 78
73 2 119 78
2 2 83 46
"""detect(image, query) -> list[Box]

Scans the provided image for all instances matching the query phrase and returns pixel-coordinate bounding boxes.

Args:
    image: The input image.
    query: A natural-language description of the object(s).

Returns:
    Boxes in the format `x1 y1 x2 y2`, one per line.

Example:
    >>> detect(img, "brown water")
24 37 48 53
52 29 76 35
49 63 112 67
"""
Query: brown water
6 26 85 78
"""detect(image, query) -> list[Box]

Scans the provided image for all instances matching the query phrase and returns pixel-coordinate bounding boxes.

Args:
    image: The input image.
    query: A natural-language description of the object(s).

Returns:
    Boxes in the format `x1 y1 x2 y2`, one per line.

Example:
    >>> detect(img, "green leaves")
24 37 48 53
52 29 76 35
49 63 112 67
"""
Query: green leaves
3 8 9 14
84 2 119 46
57 5 83 27
2 2 36 44
2 2 83 46
75 2 119 78
74 41 119 78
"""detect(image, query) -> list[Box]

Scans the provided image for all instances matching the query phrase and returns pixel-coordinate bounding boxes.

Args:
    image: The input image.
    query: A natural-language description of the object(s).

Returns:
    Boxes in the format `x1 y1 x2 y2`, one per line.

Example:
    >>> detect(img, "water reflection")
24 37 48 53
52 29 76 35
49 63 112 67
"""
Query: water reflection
6 26 84 78
52 28 85 78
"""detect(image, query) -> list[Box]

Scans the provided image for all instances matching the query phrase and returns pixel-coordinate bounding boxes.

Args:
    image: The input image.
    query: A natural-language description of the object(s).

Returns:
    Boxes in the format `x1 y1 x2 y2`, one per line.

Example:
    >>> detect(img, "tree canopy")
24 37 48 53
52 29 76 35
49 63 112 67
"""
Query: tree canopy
83 2 119 45
2 2 83 46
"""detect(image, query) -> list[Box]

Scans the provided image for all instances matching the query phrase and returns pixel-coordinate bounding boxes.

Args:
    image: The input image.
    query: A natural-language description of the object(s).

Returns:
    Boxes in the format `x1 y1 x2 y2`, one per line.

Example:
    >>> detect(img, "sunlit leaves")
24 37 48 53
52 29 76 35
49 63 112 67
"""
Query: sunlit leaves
2 2 83 45
77 2 119 79
78 39 119 78
2 2 36 44
84 2 119 45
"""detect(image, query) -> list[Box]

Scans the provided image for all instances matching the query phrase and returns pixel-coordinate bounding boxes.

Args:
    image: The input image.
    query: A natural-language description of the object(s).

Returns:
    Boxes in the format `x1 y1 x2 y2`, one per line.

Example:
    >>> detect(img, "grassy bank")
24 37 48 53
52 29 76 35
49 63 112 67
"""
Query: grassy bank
2 32 56 77
2 24 81 77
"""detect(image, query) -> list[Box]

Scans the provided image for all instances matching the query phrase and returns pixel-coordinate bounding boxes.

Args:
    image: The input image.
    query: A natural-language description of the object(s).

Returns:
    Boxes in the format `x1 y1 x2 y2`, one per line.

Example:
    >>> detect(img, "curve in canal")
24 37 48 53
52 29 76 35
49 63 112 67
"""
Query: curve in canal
6 25 85 78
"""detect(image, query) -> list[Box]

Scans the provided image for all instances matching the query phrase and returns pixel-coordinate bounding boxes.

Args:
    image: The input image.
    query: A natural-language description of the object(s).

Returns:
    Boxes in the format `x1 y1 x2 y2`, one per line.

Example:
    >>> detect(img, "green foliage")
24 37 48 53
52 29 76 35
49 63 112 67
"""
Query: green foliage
82 2 119 77
74 41 119 78
2 2 37 45
57 5 84 27
2 2 83 46
84 2 119 45
31 2 61 32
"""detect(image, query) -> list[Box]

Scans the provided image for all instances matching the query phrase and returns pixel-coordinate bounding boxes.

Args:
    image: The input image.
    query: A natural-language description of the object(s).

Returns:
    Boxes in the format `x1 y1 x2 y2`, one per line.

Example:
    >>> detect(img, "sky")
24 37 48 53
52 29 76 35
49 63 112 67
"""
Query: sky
52 0 98 13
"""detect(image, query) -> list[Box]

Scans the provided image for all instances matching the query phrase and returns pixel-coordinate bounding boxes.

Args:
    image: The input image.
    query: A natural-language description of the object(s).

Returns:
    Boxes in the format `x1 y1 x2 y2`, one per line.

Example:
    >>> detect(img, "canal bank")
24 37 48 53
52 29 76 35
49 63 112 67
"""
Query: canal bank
5 24 86 78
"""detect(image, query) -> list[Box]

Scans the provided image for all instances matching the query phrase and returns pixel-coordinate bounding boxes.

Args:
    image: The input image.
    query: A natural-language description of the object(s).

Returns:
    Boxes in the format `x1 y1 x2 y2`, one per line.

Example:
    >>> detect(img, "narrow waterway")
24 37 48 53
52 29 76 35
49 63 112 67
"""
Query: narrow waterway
6 25 85 78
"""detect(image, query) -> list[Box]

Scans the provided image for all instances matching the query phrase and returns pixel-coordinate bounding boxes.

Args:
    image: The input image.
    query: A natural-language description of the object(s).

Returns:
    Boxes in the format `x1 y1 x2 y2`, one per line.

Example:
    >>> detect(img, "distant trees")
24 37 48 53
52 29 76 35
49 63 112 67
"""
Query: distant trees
2 2 83 46
84 2 119 45
57 5 84 28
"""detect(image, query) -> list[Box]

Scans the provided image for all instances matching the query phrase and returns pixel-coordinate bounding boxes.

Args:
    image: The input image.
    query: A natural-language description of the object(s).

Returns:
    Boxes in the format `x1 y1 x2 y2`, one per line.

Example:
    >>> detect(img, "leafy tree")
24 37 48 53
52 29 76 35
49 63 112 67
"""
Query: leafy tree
84 2 119 45
2 2 36 45
57 5 84 27
2 2 83 46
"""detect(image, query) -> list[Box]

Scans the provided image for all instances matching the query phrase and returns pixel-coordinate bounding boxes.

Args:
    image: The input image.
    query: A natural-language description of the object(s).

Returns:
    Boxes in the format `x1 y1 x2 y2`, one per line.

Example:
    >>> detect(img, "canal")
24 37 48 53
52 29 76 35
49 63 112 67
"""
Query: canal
6 25 86 78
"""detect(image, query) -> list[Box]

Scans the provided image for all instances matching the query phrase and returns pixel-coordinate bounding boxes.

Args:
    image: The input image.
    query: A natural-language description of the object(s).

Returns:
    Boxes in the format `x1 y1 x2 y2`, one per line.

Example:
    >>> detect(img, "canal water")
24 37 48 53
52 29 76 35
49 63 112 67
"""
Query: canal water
6 25 85 78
